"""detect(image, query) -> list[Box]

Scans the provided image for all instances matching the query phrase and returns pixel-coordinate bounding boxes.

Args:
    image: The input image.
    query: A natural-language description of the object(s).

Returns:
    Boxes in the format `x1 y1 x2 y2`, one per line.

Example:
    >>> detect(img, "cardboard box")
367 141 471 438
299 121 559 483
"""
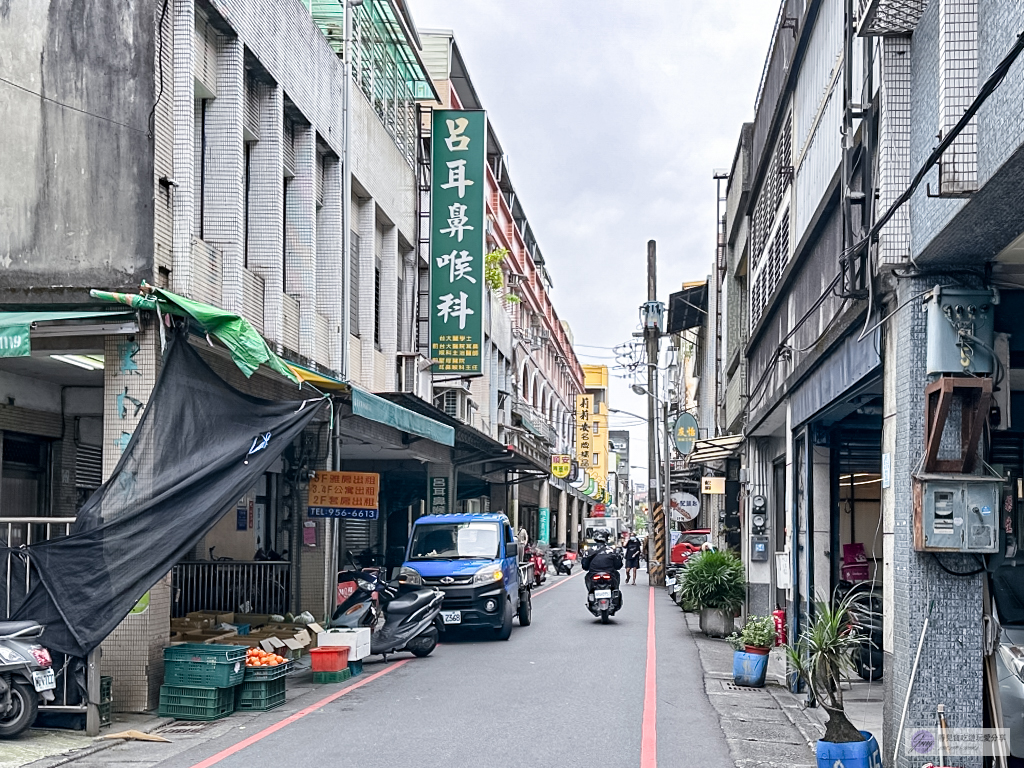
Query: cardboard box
319 628 370 660
181 628 238 644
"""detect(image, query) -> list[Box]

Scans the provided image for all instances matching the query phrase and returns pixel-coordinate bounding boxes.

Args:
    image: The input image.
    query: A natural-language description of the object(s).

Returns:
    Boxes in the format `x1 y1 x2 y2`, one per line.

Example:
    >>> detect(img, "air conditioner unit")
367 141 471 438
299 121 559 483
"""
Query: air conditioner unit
536 328 551 341
435 388 474 423
507 273 523 287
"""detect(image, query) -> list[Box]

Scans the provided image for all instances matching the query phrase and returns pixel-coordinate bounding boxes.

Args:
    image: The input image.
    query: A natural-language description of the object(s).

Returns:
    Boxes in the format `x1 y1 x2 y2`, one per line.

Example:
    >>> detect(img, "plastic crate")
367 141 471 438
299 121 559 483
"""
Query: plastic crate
348 660 363 677
236 678 286 711
99 701 112 726
163 644 247 688
243 660 293 681
310 646 349 672
100 676 113 703
312 669 351 684
158 685 236 721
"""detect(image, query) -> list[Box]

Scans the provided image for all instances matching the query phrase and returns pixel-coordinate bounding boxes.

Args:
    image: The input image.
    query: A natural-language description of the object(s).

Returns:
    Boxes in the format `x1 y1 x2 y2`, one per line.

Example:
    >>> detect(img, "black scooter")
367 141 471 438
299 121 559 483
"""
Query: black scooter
836 580 883 681
330 572 444 659
585 571 622 624
0 620 55 738
551 548 573 575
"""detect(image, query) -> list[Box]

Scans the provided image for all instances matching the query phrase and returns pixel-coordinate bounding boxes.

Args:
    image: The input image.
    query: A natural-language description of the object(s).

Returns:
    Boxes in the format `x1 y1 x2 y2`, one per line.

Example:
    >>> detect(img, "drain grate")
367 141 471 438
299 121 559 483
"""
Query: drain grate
722 681 765 692
157 721 222 735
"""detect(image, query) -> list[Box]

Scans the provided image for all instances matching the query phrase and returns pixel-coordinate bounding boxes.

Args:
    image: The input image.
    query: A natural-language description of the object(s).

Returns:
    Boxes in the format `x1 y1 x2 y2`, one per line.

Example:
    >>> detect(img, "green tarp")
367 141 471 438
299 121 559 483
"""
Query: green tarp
351 388 454 447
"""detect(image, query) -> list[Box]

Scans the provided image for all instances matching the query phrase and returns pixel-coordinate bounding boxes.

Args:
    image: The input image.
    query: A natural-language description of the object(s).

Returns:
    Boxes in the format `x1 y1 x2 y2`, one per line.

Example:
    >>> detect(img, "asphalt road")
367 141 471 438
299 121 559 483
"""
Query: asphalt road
61 570 733 768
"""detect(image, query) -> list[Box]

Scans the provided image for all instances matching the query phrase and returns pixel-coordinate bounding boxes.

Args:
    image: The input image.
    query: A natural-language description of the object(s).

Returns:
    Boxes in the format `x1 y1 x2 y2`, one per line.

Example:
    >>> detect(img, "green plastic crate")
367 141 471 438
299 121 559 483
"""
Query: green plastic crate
243 660 292 681
348 660 363 677
236 678 286 711
163 644 247 688
312 669 351 684
158 684 236 721
100 676 112 703
99 701 111 726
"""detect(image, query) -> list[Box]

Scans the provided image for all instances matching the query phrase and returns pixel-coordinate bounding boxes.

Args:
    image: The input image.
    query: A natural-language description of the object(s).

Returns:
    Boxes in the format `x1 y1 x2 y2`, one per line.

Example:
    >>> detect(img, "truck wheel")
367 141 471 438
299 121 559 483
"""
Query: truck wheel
517 589 533 626
0 681 37 738
494 598 514 641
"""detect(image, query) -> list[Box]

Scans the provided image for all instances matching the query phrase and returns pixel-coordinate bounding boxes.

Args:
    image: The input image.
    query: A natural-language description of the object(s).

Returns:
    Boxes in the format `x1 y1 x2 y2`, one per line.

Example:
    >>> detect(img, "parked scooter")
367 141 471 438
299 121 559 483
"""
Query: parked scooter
330 573 444 658
0 621 55 738
836 580 883 681
526 545 547 587
586 571 622 624
551 548 574 575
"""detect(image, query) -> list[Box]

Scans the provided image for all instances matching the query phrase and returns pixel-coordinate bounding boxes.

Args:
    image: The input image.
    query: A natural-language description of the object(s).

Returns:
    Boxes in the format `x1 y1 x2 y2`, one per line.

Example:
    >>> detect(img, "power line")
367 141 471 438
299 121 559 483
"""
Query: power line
0 75 149 136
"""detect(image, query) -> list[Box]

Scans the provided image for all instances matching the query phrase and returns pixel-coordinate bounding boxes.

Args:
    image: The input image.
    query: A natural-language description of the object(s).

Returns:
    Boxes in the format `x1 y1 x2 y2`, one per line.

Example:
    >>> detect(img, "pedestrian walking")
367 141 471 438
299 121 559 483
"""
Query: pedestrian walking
623 533 642 584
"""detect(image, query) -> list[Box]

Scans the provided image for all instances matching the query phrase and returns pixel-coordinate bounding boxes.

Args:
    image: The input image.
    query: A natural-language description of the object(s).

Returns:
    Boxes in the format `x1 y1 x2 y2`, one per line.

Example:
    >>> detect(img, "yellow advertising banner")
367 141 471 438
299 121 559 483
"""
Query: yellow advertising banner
701 476 726 495
308 471 380 519
551 454 571 479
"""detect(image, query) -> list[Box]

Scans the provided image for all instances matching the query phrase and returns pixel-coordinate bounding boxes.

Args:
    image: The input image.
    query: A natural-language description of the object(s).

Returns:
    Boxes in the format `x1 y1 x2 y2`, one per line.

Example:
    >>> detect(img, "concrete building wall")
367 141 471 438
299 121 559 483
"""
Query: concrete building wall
0 0 155 299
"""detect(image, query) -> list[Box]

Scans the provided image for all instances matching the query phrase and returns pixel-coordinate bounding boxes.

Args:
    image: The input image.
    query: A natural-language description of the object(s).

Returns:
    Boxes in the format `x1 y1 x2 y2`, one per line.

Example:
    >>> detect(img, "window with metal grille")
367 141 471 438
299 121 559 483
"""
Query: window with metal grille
750 119 792 271
374 257 382 349
350 233 360 337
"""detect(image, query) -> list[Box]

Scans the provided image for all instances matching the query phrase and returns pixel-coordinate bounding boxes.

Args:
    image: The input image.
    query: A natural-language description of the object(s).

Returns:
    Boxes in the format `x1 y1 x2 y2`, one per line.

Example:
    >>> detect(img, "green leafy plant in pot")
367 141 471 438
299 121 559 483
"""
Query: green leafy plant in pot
678 549 745 637
786 597 880 761
727 615 776 655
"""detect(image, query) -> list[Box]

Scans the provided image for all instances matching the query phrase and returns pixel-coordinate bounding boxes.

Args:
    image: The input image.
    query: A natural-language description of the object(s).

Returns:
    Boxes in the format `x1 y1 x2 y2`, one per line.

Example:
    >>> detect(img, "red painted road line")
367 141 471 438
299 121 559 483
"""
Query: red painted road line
640 586 657 768
532 569 582 597
188 658 412 768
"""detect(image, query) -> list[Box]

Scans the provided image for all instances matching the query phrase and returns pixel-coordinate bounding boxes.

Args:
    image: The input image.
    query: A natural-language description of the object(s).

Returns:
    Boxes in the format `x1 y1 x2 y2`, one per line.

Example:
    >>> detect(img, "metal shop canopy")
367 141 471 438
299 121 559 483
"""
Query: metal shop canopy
91 286 453 448
687 434 744 464
667 282 709 334
0 310 137 357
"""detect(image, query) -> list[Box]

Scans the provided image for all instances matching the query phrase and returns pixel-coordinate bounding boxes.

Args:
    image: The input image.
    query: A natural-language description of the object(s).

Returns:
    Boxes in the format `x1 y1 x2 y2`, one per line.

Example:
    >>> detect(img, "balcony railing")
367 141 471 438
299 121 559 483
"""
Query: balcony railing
511 396 558 446
171 561 291 618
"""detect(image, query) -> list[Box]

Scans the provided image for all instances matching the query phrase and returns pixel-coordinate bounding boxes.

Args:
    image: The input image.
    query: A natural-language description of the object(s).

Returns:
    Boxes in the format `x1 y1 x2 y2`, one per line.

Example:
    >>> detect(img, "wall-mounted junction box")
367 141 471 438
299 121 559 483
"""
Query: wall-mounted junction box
913 473 1001 553
924 286 997 376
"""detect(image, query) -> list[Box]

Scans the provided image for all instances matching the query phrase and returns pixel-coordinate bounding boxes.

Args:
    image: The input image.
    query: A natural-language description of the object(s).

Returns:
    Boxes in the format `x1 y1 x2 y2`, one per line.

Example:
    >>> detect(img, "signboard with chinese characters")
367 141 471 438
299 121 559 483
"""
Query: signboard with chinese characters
673 413 698 455
430 109 486 375
307 472 380 519
576 395 593 469
429 476 449 516
0 326 29 358
551 454 571 479
701 476 726 495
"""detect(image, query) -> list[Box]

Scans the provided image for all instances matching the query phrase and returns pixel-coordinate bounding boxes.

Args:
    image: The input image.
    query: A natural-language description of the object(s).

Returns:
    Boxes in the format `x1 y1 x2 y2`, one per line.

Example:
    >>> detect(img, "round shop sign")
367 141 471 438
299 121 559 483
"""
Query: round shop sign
674 413 699 455
670 491 700 522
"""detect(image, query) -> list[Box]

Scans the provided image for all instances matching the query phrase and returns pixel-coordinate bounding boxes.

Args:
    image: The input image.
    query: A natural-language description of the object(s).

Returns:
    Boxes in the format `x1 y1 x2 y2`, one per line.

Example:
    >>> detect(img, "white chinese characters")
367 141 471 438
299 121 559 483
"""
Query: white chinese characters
440 159 474 199
440 202 474 242
444 117 470 151
436 249 476 284
436 292 474 330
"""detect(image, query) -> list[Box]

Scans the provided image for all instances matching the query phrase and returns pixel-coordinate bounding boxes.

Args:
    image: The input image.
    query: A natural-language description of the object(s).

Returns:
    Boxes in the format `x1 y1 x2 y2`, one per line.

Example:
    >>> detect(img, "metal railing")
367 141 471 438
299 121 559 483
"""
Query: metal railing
1 517 83 716
171 561 291 618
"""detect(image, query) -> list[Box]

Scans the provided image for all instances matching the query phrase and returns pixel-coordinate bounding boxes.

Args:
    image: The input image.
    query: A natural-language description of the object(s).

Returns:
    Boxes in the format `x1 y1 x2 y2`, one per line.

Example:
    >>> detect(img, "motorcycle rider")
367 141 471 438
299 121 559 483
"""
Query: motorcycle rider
582 530 623 592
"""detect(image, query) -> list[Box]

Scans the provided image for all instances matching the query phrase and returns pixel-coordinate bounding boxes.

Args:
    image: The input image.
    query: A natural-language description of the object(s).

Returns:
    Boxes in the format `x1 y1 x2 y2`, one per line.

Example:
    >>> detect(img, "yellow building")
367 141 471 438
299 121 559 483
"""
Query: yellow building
579 365 609 498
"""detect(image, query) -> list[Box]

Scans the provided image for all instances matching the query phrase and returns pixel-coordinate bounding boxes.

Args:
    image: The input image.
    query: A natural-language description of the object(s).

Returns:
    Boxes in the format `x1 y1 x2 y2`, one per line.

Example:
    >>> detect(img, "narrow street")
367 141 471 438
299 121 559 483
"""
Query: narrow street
55 573 732 768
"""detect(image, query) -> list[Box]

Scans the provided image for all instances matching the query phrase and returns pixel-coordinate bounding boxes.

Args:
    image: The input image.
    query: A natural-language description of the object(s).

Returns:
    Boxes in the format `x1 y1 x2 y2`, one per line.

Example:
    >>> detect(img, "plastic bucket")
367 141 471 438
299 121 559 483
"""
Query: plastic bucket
732 650 769 687
815 732 881 768
310 646 350 672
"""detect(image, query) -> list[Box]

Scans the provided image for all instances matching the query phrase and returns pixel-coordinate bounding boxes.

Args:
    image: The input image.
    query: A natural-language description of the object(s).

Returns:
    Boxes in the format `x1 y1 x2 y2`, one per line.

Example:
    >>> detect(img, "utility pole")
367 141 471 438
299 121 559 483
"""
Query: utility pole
645 240 666 587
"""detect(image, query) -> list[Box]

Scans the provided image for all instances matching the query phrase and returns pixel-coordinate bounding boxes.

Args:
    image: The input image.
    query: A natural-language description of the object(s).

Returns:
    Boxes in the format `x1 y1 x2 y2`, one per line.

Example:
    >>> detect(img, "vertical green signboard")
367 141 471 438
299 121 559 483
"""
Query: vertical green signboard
430 110 486 375
539 507 550 544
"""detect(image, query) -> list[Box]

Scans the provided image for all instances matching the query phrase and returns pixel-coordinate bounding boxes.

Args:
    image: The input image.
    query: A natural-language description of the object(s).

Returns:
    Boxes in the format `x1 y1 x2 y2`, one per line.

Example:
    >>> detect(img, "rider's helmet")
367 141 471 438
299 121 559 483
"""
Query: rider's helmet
593 530 609 544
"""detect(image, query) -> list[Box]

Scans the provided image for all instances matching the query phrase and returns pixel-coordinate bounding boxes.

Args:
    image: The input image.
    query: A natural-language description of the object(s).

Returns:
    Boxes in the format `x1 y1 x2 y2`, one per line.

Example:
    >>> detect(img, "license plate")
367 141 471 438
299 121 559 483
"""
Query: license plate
594 589 612 599
666 577 676 587
32 669 55 692
441 610 462 625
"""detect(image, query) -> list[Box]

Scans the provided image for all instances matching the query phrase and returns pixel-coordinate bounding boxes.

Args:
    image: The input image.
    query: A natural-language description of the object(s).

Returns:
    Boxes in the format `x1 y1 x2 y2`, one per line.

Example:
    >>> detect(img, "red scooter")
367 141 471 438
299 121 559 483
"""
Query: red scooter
525 545 547 587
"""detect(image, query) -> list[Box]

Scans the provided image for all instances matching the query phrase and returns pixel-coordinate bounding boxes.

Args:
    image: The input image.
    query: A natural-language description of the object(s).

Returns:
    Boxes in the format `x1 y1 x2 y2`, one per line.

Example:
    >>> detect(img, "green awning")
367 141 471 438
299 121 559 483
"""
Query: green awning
518 413 542 438
351 388 454 447
0 310 135 327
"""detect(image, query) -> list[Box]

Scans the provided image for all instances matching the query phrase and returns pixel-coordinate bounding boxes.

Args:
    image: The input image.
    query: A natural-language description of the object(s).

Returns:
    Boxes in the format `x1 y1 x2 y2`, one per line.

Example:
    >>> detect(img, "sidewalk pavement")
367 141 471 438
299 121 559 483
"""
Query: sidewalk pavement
683 608 884 768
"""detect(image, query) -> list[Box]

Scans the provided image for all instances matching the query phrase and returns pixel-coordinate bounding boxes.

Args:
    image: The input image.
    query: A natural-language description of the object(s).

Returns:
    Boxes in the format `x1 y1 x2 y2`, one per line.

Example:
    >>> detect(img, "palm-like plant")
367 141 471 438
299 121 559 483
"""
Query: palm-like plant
678 550 745 612
785 597 866 744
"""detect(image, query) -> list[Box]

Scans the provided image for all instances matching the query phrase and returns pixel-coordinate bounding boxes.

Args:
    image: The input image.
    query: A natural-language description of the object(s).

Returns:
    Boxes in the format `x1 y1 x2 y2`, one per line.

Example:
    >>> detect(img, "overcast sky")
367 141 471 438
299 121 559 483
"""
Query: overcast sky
411 0 780 480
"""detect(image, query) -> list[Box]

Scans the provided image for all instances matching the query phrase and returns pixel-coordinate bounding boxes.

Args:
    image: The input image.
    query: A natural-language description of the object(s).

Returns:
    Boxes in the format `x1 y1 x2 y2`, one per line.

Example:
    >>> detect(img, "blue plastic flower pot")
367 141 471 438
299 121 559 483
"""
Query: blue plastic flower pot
732 650 769 687
815 731 881 768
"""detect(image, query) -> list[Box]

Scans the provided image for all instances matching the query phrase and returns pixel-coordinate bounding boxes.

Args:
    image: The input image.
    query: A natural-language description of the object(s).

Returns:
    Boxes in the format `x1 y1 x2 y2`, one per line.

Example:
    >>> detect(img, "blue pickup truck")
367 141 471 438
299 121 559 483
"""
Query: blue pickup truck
398 513 533 640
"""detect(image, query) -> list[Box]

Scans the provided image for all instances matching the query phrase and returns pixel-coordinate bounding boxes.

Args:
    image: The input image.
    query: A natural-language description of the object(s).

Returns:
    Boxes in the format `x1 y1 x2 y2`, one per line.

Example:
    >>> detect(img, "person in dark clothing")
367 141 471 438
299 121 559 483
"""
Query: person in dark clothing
623 534 642 584
582 532 623 591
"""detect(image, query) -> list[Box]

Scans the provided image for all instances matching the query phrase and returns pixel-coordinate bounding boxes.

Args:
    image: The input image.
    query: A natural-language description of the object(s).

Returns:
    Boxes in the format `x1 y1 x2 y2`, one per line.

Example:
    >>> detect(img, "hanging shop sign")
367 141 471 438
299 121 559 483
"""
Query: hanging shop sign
539 507 550 542
670 491 700 522
673 413 699 455
0 325 29 358
430 109 487 375
551 454 571 479
576 395 593 468
701 476 726 495
307 471 380 519
429 476 449 516
593 503 606 516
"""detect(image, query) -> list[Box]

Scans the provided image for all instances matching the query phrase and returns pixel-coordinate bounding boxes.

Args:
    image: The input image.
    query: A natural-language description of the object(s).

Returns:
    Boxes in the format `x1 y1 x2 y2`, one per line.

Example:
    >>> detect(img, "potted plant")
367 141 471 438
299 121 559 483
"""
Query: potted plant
785 597 882 767
678 549 745 637
727 615 776 687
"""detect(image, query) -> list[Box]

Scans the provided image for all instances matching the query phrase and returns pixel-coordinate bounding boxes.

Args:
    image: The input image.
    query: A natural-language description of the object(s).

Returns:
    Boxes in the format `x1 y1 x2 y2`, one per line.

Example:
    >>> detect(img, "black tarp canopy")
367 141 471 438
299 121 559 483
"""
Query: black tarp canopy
667 282 709 334
3 332 326 657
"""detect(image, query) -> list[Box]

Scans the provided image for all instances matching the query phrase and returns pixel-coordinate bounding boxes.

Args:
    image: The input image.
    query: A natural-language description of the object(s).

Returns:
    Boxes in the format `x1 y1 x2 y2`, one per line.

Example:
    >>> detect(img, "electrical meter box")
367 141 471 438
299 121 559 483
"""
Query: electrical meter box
924 286 997 376
913 473 1001 553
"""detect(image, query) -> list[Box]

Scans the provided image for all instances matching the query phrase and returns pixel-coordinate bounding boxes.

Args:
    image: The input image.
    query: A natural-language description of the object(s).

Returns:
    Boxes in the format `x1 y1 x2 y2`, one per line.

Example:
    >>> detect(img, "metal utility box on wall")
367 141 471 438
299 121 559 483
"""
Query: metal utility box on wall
924 286 997 376
750 535 770 562
913 473 1001 553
